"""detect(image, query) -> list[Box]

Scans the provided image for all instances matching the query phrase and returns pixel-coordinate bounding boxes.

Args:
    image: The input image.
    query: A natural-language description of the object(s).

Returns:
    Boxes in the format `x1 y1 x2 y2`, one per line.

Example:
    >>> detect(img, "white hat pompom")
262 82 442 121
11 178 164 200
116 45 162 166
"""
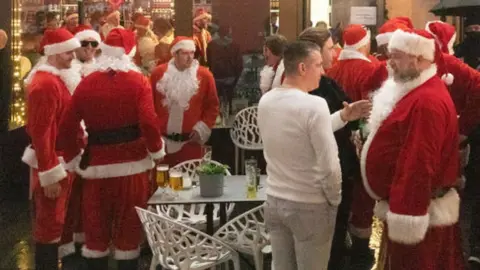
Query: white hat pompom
441 73 454 85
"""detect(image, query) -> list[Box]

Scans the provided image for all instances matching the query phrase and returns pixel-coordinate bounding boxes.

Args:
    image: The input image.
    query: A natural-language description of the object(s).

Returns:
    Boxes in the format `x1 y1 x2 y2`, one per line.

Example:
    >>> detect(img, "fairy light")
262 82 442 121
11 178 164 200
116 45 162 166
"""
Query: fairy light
9 0 25 130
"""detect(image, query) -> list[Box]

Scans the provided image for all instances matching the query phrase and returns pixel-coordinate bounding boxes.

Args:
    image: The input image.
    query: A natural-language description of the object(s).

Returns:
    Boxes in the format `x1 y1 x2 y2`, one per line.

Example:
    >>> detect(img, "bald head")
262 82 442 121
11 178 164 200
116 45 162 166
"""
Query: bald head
0 30 7 50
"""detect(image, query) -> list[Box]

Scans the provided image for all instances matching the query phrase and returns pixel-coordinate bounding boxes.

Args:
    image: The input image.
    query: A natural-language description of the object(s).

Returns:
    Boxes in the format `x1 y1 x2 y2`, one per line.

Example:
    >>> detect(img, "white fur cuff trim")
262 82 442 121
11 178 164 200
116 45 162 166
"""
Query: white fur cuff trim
114 247 141 260
75 30 101 43
344 30 371 50
22 145 39 168
73 232 85 243
39 164 68 187
338 49 371 62
374 200 389 220
149 138 166 160
64 150 83 171
376 32 393 46
170 40 196 55
82 246 110 258
77 156 154 179
348 224 372 239
259 65 275 94
100 42 126 57
59 242 76 258
44 38 81 56
193 121 212 143
386 211 430 244
429 188 460 226
388 29 435 61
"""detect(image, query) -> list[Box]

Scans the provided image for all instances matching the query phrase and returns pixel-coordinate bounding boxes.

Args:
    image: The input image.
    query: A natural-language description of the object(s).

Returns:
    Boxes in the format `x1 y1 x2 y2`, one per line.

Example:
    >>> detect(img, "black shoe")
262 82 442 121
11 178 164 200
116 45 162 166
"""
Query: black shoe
348 235 375 270
469 257 480 270
61 254 87 270
117 259 139 270
85 257 108 270
35 243 59 270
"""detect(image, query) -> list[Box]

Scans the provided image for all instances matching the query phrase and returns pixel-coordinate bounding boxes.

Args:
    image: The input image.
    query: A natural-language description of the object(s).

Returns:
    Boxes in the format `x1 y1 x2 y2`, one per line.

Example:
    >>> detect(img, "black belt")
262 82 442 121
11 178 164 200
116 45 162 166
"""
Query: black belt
164 132 191 142
79 124 141 170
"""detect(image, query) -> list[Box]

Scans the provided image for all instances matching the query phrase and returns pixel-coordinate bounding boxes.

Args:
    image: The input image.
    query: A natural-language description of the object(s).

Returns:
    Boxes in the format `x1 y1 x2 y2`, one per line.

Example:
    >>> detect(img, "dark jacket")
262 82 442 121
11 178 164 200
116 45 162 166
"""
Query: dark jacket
310 75 360 178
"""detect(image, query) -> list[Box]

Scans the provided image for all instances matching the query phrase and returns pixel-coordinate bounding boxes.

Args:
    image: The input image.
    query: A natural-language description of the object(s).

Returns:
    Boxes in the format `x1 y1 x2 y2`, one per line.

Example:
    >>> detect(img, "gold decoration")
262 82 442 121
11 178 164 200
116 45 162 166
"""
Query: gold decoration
370 217 384 270
19 56 31 80
9 0 25 130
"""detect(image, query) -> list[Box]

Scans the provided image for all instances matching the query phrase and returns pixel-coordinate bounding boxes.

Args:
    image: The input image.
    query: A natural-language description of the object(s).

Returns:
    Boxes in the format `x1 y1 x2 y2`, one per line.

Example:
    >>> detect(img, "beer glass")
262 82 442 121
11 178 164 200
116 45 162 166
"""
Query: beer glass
156 165 170 188
169 169 183 191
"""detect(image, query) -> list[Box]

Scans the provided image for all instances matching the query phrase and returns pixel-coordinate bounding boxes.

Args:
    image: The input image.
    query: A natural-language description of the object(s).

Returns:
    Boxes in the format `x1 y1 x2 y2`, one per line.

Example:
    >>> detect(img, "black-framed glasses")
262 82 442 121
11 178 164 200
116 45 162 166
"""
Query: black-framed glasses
81 41 99 48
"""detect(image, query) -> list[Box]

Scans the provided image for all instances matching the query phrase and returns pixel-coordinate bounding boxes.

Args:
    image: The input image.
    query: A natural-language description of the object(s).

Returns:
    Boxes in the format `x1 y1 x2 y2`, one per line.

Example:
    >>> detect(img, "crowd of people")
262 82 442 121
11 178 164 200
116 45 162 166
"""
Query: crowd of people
259 16 480 270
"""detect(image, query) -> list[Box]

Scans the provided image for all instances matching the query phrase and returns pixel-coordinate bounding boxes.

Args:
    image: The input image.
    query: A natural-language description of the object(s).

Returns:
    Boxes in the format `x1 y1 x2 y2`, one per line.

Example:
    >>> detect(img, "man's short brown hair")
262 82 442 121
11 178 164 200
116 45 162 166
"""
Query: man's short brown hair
283 41 320 76
265 34 288 57
298 27 332 50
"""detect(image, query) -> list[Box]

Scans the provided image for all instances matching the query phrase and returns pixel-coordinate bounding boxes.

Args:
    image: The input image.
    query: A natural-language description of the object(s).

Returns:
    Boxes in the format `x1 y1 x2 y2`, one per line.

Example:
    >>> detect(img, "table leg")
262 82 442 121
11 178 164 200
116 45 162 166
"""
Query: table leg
219 202 227 227
205 203 214 235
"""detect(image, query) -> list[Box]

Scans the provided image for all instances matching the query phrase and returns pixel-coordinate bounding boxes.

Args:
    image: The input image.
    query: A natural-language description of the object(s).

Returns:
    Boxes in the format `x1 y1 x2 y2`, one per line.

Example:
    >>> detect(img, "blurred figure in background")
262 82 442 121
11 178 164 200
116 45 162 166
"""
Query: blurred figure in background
153 17 175 65
259 34 288 94
134 15 158 74
63 10 79 34
100 10 123 40
193 8 212 66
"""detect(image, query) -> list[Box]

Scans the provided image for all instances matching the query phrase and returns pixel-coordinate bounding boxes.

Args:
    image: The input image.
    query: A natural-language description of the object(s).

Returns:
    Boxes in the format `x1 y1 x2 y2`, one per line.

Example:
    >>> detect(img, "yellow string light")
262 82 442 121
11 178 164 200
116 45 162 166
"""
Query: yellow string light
9 0 25 130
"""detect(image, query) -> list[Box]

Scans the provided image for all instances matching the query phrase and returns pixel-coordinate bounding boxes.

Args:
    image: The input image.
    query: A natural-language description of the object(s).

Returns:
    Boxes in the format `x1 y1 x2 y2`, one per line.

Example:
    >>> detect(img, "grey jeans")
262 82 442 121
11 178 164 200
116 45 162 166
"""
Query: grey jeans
264 196 338 270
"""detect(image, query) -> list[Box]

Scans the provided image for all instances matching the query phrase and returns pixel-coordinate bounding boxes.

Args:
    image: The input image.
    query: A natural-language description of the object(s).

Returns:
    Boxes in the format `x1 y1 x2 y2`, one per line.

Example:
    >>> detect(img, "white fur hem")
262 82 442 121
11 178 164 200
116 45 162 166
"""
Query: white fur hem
376 32 393 46
429 188 460 226
22 145 66 169
82 246 110 258
75 29 101 43
348 224 372 239
338 49 371 62
170 39 196 54
73 232 85 243
59 242 76 259
89 54 141 74
388 29 435 61
374 200 389 220
344 30 371 50
39 164 68 187
259 65 275 94
44 38 81 56
64 150 83 172
114 247 141 260
149 138 166 160
386 211 430 245
77 156 154 179
193 121 212 143
100 42 126 57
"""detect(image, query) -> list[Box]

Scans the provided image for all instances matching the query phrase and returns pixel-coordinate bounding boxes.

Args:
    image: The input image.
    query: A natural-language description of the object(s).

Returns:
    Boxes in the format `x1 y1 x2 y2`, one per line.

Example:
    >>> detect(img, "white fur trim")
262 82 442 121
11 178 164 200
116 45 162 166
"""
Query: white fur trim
76 156 154 179
82 246 110 258
49 237 61 243
44 38 81 56
39 163 68 187
272 59 284 89
64 150 83 172
24 56 47 87
73 232 85 243
99 42 126 58
170 39 196 55
386 211 430 244
59 242 76 258
388 29 435 61
193 12 212 22
114 247 141 260
75 29 101 43
348 224 372 239
441 73 454 85
448 33 456 55
338 49 371 62
360 65 438 200
89 54 140 74
374 200 389 220
59 60 83 94
469 257 480 264
376 32 393 46
260 65 276 94
149 138 166 160
128 46 137 58
21 145 67 169
429 188 460 226
193 121 212 143
344 30 371 50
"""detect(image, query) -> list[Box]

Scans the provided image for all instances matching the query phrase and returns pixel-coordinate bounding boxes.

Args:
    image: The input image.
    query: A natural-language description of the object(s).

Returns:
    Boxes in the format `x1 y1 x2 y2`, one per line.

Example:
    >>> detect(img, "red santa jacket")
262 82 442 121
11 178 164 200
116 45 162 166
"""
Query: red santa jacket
23 64 77 187
58 63 165 179
438 53 480 136
151 60 219 154
361 65 459 245
327 50 388 101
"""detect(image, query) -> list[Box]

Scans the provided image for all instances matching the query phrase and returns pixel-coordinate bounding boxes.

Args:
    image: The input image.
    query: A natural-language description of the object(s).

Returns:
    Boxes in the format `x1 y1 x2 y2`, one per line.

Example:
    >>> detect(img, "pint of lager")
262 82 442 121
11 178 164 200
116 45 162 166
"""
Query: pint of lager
156 165 170 188
169 170 183 191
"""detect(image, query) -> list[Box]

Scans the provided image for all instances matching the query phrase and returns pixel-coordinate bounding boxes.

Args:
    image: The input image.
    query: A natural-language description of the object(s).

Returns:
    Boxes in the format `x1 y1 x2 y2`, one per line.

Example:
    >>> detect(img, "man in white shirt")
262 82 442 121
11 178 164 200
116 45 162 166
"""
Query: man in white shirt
258 41 371 270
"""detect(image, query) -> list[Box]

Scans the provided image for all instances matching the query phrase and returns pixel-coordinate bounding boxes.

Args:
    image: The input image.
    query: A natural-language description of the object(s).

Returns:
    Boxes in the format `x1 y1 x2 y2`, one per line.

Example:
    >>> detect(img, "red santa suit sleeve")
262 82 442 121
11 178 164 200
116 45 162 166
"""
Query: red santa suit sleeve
193 68 219 142
27 83 67 186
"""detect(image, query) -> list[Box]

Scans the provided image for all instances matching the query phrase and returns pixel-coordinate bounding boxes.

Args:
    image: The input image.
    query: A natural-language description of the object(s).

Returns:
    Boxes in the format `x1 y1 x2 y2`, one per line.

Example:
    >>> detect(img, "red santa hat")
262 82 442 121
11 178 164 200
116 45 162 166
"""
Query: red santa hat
343 24 371 50
376 17 414 46
134 15 151 30
193 8 212 22
425 21 456 55
74 25 101 43
41 28 81 56
388 29 454 85
169 36 196 55
100 28 136 57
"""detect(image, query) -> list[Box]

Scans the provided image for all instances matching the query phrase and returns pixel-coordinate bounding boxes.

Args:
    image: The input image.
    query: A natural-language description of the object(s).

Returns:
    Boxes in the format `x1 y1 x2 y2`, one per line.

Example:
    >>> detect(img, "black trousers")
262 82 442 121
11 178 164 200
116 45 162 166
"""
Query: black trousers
466 125 480 259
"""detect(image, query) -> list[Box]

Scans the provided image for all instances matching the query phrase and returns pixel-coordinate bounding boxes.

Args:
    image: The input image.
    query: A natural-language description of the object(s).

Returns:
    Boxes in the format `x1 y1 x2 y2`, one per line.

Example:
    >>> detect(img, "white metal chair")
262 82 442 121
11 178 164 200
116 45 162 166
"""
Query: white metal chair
229 106 263 174
214 205 270 270
154 159 235 231
136 207 240 270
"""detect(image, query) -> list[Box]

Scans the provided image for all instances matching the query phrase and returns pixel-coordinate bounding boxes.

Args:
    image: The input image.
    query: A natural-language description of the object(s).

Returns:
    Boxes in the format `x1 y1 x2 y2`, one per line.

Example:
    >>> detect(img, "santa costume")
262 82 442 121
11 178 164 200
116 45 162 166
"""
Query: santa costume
21 28 82 270
193 8 212 66
327 24 388 101
100 10 124 41
72 24 101 77
133 15 159 74
151 36 219 166
425 21 456 55
58 28 165 269
375 17 414 61
362 29 464 270
259 59 284 94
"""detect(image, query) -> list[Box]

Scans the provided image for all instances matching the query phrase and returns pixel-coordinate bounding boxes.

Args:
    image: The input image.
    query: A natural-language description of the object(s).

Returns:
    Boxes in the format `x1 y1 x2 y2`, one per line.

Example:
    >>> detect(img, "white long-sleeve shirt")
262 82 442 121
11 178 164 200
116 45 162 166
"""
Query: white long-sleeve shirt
258 88 344 205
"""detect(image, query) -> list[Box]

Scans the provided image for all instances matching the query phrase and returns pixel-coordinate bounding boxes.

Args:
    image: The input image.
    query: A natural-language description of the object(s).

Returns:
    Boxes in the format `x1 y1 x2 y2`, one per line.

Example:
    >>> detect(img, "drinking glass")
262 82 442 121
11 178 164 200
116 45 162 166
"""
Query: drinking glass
156 165 170 192
169 169 184 191
202 145 213 161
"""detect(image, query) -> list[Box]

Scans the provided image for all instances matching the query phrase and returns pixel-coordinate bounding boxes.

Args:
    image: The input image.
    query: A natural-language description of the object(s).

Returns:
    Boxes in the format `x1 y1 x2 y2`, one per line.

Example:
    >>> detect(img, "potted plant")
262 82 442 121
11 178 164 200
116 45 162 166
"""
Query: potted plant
196 162 229 197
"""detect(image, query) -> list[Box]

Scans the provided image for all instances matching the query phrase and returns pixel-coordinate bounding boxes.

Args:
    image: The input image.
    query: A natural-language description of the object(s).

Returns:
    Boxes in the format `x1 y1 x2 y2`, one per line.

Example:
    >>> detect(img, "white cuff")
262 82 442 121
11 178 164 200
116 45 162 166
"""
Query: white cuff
386 211 430 245
64 150 83 172
331 111 347 132
114 247 141 260
149 138 166 160
193 121 212 143
39 164 68 187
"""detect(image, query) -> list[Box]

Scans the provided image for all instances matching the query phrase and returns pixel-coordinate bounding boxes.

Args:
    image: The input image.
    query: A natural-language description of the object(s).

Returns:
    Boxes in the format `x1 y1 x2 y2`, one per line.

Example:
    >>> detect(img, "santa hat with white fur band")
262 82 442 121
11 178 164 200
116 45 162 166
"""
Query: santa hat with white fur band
73 25 101 43
343 24 371 50
169 36 196 55
388 29 454 85
42 28 81 56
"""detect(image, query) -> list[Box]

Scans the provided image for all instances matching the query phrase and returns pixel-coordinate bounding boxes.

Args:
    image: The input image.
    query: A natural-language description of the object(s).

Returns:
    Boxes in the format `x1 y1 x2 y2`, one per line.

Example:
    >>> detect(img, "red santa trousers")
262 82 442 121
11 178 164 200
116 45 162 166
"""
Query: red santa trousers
82 172 150 260
31 169 74 256
62 174 85 245
381 222 465 270
163 142 203 167
349 177 376 239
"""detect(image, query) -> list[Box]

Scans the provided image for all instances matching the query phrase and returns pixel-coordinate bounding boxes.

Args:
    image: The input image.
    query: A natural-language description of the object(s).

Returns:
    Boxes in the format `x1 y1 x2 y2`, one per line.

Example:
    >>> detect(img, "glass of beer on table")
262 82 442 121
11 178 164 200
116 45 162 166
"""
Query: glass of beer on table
169 168 183 191
156 164 170 192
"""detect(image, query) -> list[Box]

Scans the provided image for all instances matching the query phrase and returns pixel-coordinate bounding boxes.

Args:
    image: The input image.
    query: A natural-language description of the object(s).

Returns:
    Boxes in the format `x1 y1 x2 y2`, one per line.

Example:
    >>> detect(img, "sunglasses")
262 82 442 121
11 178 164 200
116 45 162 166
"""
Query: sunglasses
81 41 99 48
